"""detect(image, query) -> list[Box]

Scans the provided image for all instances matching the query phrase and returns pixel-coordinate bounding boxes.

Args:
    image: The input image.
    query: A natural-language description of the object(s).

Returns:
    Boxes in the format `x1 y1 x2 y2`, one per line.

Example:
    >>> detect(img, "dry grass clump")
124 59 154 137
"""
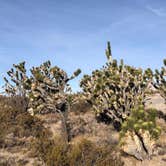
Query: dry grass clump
68 138 123 166
0 96 48 148
32 135 124 166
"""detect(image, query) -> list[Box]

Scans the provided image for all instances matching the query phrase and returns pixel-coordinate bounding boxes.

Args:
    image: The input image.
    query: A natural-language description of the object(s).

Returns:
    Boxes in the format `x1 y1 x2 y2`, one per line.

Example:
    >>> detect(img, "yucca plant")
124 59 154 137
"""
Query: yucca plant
3 61 30 96
153 59 166 102
28 61 81 114
120 105 161 140
80 42 153 130
29 61 81 142
119 105 161 160
4 60 81 142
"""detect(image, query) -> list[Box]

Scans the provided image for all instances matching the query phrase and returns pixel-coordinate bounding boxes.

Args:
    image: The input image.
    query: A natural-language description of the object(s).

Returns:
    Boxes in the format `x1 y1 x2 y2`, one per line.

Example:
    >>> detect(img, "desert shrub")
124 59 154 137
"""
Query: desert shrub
120 105 161 141
68 139 95 166
80 42 153 130
32 135 68 166
69 138 123 166
45 140 68 166
0 96 48 147
32 136 124 166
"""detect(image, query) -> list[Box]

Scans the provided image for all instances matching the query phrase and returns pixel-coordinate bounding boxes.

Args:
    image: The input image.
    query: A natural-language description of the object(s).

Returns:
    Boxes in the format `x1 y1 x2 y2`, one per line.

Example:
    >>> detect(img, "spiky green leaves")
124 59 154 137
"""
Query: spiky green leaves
4 61 28 96
120 106 161 140
28 61 81 115
4 60 81 116
105 41 112 63
80 43 153 129
70 69 81 80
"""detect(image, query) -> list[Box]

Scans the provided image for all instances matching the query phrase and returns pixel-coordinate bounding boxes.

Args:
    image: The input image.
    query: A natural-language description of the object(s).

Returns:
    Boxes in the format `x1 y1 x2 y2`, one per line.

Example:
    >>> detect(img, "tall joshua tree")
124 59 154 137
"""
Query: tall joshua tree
80 42 153 129
4 60 81 142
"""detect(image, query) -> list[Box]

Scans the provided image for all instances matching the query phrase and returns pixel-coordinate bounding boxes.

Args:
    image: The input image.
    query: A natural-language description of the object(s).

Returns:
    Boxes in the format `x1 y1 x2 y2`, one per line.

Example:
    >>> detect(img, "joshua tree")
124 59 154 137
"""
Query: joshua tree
29 61 81 141
80 42 153 129
28 61 81 114
153 59 166 102
3 62 31 110
4 60 81 142
3 61 30 96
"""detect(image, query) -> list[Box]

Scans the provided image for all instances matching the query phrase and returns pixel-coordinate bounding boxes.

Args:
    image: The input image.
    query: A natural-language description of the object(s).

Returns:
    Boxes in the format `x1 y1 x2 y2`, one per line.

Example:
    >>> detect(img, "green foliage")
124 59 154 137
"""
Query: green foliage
4 60 81 115
80 42 153 129
154 59 166 102
4 60 81 143
120 105 161 140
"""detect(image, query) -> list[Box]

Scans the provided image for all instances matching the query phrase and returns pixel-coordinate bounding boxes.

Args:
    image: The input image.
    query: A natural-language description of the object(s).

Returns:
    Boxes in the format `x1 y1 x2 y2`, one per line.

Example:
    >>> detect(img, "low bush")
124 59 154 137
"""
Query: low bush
0 96 48 147
32 136 124 166
68 138 123 166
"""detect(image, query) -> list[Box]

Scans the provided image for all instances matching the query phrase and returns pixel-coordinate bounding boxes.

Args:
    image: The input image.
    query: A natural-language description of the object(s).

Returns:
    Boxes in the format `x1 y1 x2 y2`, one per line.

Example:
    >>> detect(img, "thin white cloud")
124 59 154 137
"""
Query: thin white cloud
146 6 166 17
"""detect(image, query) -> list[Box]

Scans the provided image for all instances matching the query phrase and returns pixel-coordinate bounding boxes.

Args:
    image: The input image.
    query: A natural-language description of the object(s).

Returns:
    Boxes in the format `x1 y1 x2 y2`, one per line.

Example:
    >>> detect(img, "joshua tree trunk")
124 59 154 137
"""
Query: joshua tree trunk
56 103 69 143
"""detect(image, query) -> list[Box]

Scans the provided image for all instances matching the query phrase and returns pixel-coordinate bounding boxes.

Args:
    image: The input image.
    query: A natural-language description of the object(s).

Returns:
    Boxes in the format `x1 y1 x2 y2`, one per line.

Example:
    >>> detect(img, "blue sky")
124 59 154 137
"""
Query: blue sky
0 0 166 91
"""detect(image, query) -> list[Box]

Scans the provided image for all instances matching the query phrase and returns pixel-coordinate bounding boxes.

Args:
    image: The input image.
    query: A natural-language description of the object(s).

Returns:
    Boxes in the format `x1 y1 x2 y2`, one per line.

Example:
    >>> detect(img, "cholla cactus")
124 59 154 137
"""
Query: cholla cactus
154 59 166 102
80 42 153 129
3 62 30 96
